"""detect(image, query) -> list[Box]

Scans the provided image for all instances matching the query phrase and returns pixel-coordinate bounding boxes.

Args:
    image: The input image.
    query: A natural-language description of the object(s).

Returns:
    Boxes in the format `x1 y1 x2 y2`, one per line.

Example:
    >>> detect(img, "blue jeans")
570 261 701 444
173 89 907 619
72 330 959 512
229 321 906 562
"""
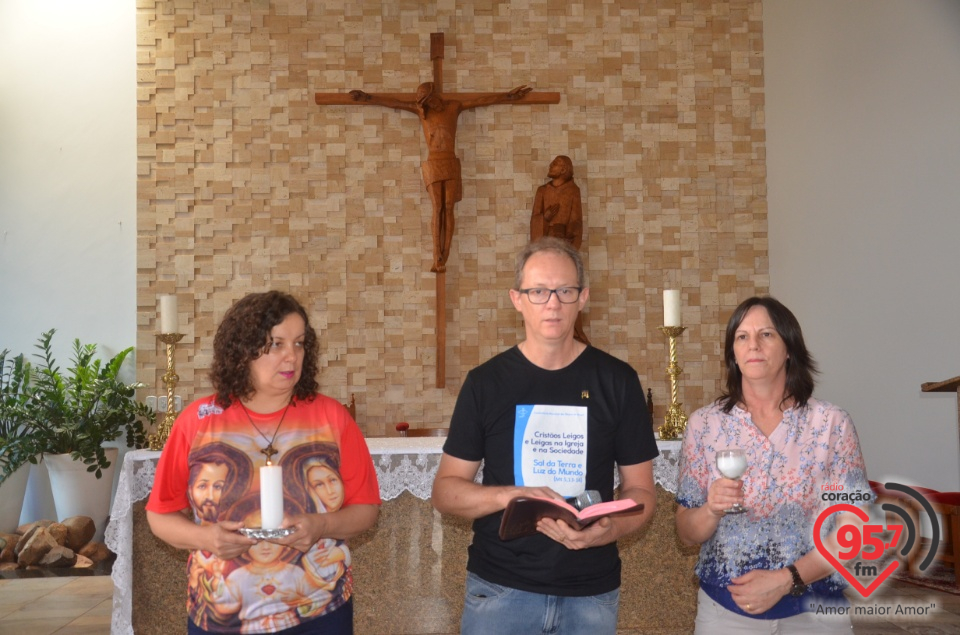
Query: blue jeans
460 571 620 635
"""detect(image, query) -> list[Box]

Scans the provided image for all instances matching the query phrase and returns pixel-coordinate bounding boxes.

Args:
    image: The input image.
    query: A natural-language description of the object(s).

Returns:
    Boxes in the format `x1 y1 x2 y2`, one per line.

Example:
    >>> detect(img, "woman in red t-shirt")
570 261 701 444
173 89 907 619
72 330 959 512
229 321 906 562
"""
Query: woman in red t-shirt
146 291 381 635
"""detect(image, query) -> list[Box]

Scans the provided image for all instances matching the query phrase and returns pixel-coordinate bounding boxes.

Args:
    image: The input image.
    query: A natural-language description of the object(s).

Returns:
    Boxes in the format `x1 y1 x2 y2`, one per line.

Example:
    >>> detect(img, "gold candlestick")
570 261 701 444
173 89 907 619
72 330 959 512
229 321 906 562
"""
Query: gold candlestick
658 325 688 440
148 333 184 450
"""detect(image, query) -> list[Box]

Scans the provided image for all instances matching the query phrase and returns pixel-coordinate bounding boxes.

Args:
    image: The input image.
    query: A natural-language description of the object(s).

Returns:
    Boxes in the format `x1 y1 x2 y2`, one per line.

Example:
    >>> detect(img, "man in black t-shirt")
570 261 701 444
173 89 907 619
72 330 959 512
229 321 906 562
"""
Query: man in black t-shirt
432 237 659 634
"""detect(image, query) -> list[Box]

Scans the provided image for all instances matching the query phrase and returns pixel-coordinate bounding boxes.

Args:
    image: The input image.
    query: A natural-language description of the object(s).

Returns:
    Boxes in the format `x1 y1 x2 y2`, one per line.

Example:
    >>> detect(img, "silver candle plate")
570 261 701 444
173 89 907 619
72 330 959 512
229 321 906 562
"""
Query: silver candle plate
237 526 296 540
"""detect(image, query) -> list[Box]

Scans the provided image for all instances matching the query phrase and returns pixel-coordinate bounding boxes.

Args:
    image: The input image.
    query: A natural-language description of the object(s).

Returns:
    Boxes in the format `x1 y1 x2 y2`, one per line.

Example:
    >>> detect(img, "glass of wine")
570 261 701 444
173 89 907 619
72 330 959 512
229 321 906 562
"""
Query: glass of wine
716 449 748 514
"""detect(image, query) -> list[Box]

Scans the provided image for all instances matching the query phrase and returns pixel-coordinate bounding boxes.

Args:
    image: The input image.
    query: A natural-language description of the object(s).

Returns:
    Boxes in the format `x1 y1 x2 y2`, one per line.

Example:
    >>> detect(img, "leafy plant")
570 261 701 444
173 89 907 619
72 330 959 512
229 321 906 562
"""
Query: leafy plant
27 329 151 478
0 349 34 486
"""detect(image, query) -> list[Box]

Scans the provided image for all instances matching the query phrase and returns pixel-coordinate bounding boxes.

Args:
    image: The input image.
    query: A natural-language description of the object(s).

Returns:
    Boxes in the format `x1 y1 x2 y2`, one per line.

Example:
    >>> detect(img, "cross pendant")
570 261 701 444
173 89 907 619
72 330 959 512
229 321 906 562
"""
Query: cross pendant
261 443 278 464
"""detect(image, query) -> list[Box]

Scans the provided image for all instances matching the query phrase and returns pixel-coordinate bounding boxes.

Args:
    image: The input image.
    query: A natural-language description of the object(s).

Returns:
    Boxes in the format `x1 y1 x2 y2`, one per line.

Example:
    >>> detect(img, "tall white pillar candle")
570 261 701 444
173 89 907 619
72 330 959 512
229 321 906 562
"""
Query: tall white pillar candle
663 289 681 327
259 465 284 529
159 294 179 334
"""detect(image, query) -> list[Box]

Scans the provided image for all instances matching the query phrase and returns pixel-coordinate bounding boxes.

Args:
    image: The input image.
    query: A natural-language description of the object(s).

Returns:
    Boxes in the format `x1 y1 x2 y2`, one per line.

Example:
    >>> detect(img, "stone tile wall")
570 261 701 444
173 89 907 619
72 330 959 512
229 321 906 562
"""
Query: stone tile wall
136 0 768 436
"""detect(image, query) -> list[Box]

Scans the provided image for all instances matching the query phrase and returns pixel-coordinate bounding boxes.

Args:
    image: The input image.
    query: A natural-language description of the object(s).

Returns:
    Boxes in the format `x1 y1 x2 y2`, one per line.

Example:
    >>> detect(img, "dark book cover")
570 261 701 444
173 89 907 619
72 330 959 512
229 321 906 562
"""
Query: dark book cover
498 496 644 541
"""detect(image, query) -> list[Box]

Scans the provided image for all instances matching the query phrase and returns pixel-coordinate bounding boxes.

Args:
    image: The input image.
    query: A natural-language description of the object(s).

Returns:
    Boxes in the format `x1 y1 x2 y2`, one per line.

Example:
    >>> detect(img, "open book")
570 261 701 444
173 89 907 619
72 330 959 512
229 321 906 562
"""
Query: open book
498 496 644 541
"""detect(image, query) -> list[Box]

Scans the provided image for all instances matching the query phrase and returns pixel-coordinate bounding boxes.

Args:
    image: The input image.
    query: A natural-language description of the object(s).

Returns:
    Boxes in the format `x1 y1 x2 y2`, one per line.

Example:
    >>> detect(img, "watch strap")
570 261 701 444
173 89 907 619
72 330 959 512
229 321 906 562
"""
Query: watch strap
786 564 806 596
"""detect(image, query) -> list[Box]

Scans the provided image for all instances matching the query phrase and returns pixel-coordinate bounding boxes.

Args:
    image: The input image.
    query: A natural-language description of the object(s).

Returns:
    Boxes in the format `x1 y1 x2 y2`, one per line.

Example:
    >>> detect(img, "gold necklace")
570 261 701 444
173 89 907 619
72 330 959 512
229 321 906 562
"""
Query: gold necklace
240 401 292 464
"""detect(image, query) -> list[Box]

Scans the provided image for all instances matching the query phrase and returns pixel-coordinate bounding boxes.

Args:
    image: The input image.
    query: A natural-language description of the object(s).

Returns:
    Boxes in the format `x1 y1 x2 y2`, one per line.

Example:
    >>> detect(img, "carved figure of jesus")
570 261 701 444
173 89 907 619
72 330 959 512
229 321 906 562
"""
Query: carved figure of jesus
349 82 532 273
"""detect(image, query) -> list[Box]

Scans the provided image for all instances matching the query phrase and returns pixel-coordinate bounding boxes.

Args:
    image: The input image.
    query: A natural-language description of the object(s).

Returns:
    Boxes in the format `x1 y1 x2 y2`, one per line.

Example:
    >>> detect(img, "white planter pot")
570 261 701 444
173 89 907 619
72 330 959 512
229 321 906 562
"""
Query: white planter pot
46 447 118 542
0 462 31 533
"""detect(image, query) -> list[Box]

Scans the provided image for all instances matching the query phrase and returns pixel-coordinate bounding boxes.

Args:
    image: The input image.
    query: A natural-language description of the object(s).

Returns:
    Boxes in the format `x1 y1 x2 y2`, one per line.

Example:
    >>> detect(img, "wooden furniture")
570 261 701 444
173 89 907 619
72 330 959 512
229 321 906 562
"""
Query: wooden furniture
870 480 960 587
922 375 960 440
907 488 960 586
396 422 447 437
916 376 960 586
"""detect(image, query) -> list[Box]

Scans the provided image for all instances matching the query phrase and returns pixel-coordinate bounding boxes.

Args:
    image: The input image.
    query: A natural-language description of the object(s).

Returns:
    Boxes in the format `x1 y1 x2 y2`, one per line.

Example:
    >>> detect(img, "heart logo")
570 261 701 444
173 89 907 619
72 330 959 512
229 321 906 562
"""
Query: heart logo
813 503 899 597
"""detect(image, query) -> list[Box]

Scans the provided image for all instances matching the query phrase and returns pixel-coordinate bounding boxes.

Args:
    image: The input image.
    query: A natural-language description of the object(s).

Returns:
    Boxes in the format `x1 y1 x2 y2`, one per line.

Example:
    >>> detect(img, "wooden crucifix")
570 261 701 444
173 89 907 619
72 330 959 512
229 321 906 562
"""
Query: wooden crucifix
316 32 561 388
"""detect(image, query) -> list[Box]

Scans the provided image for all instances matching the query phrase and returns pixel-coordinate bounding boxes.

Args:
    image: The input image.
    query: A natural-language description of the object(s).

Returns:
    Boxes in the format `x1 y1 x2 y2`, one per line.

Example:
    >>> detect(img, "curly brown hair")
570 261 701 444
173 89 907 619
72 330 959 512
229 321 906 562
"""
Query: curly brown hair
210 291 319 408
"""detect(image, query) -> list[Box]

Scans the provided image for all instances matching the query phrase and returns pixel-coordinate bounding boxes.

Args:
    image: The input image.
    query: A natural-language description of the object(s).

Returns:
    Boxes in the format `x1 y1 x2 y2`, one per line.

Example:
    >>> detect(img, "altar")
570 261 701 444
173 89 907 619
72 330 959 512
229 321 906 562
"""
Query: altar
105 438 697 634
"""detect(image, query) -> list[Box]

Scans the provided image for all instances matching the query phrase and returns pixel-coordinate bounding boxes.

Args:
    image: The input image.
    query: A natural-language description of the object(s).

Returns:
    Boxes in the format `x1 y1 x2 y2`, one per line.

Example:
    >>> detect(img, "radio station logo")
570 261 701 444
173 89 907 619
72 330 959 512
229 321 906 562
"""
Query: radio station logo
814 482 940 598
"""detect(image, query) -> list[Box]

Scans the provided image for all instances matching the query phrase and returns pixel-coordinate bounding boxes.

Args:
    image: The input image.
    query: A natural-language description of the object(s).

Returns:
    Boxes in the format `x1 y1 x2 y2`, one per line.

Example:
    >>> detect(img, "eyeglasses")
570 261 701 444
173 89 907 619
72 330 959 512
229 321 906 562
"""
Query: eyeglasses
517 287 583 304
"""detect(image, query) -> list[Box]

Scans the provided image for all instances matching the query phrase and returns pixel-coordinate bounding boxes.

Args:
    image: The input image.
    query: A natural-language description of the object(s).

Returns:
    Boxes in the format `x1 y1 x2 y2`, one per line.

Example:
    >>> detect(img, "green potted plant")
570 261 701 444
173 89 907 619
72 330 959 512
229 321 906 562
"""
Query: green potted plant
25 329 152 532
1 349 34 482
27 329 151 477
0 349 35 532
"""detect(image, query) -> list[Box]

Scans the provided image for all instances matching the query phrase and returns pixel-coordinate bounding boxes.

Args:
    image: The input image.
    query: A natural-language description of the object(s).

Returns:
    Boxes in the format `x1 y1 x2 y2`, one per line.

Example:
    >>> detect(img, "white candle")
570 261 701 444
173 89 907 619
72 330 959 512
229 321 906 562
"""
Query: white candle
259 465 284 530
663 289 681 327
159 294 179 334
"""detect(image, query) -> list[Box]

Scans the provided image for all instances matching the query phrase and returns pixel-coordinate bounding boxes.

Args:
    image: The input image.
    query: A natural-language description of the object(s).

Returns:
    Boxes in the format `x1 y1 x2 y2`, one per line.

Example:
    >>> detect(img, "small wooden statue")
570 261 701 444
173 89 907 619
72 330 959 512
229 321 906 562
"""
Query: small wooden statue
531 155 589 344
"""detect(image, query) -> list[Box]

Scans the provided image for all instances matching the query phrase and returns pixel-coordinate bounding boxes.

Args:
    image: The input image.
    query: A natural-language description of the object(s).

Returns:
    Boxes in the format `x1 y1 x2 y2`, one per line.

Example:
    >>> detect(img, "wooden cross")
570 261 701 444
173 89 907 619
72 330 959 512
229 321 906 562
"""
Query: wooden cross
316 32 561 388
261 442 278 465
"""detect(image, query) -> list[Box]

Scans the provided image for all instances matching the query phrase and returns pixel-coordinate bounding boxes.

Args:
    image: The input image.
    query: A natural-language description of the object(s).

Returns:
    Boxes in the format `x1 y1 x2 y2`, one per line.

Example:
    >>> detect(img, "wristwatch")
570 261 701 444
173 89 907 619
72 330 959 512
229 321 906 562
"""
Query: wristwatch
786 564 807 597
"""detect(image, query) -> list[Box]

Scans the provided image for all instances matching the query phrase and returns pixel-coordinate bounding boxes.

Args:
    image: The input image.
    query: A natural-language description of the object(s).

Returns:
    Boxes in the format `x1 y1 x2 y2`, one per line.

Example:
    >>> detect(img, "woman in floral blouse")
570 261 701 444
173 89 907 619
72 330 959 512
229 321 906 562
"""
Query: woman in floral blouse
676 296 871 634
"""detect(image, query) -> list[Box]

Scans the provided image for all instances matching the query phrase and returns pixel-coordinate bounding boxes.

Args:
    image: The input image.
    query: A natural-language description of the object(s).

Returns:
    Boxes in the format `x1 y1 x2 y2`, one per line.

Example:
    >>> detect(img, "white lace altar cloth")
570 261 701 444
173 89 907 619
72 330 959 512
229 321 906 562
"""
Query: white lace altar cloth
105 439 680 634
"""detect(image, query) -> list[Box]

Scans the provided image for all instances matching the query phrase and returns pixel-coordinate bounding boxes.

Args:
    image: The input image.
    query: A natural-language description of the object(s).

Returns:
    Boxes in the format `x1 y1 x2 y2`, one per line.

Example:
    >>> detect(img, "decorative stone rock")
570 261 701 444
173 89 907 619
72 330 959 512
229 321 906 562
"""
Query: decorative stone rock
78 541 112 563
15 525 41 556
1 517 108 572
17 527 58 566
0 537 12 563
39 545 77 568
61 516 96 551
16 519 53 535
47 522 69 547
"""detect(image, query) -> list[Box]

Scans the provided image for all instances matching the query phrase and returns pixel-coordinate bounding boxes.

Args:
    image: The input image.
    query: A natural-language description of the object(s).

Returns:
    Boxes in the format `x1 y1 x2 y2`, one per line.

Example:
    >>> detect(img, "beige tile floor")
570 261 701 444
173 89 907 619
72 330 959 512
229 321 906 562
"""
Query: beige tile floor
1 574 960 634
0 575 112 635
